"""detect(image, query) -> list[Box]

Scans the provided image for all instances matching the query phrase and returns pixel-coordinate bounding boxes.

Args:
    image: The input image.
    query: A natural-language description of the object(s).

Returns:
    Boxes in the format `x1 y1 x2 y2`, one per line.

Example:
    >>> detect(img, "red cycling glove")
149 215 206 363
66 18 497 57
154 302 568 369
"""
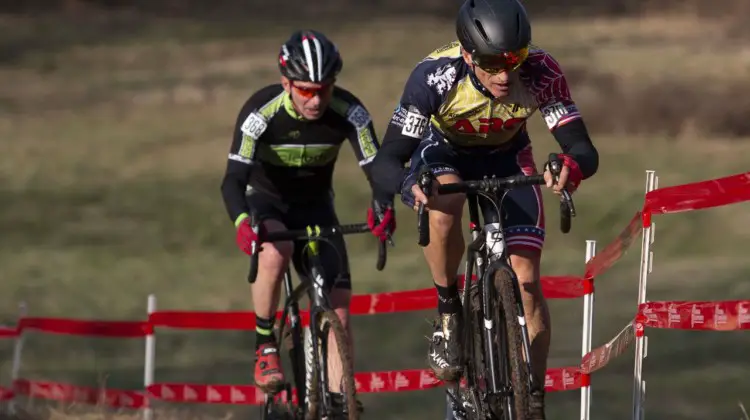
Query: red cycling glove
556 154 583 193
367 206 396 242
235 217 260 256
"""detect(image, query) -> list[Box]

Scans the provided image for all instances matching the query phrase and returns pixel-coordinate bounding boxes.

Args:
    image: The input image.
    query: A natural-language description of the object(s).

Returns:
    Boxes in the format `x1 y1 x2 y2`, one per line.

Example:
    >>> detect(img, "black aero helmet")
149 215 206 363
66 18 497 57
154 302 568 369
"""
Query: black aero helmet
456 0 532 55
278 30 342 83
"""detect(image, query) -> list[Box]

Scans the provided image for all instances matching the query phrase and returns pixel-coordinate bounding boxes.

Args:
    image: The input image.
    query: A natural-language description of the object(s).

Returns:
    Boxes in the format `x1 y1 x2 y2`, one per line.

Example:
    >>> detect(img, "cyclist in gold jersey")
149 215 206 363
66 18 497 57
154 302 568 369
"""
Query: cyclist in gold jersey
370 0 599 418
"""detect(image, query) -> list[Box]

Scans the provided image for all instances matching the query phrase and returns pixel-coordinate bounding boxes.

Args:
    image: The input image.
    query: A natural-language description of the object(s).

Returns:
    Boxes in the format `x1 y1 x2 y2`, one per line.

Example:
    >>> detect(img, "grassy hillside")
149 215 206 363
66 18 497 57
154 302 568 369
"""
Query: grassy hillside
1 12 750 419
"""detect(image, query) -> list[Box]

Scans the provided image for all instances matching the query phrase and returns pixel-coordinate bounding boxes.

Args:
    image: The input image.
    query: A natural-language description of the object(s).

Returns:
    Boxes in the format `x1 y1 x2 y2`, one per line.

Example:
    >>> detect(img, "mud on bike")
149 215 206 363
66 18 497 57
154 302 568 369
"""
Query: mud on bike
246 210 390 420
416 154 575 420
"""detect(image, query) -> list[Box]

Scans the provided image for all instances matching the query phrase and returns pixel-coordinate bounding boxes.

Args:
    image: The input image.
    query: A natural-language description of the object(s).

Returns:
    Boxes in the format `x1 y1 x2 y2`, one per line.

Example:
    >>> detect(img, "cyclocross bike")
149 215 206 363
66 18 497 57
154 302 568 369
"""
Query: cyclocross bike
246 211 389 420
416 154 575 420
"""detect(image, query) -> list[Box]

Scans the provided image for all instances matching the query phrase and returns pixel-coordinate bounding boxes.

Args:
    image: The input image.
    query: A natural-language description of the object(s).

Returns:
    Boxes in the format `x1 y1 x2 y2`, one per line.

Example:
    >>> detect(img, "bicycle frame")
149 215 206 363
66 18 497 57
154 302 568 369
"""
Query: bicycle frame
461 191 538 402
304 225 337 412
416 160 574 419
270 225 339 415
248 218 389 419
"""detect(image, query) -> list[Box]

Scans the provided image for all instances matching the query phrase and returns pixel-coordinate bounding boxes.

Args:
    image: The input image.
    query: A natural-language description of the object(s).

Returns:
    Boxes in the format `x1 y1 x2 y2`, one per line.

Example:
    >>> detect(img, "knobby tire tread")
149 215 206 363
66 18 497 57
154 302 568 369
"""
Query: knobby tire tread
305 310 358 420
494 268 530 420
466 281 490 419
304 324 318 420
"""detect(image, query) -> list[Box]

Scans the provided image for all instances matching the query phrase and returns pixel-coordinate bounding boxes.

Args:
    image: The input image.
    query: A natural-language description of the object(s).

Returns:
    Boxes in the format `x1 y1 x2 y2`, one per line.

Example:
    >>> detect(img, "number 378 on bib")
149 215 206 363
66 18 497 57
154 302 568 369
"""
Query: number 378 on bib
401 108 429 139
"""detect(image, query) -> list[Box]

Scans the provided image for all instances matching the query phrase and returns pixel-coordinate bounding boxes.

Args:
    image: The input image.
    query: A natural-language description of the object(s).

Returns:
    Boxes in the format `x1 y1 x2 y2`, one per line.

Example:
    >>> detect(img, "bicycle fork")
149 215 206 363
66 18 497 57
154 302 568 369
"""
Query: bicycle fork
465 196 508 396
504 264 538 392
468 196 538 395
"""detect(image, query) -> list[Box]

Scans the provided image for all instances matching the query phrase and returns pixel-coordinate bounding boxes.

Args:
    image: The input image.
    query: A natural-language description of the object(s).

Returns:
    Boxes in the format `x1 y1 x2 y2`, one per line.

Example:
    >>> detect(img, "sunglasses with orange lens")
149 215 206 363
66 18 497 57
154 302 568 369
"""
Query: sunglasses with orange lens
292 81 334 99
472 47 530 74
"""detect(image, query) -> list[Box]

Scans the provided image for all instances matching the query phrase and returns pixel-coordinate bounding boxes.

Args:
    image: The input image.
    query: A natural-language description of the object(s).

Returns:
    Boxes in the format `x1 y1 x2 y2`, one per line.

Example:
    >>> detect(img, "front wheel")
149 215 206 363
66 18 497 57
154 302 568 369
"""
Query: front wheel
490 266 531 420
304 310 359 420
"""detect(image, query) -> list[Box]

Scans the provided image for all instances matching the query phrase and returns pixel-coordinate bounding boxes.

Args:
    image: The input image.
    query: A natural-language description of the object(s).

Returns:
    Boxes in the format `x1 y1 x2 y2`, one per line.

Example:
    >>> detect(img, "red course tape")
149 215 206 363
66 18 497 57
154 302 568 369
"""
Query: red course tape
13 379 146 408
6 172 750 410
638 300 750 331
0 326 18 338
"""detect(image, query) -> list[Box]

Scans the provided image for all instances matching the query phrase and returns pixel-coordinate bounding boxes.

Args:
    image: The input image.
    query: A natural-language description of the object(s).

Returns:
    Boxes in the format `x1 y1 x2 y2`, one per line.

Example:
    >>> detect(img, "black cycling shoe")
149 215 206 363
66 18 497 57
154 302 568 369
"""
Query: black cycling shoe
428 313 463 382
529 388 546 420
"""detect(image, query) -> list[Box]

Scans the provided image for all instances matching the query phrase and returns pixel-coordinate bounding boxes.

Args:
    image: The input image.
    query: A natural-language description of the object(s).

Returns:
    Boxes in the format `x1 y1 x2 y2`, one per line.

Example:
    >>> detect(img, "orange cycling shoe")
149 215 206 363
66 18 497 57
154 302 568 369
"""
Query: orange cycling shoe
254 343 285 393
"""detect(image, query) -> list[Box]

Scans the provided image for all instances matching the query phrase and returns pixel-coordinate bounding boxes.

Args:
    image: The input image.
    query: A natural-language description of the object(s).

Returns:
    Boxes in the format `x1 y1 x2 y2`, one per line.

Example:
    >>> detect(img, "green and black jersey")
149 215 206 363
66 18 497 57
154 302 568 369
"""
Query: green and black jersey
220 84 383 224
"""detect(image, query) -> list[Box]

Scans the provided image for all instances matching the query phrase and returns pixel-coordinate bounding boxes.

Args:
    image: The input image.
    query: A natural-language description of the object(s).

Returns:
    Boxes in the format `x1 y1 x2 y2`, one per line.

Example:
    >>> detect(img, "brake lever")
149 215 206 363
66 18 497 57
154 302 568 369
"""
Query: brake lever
549 153 576 233
560 189 577 217
372 201 396 247
547 153 577 218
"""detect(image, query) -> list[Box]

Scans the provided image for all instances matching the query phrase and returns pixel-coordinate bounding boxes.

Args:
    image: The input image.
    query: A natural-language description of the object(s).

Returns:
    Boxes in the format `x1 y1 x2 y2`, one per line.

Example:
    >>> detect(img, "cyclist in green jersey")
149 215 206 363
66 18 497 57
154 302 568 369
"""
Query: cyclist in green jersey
219 30 396 413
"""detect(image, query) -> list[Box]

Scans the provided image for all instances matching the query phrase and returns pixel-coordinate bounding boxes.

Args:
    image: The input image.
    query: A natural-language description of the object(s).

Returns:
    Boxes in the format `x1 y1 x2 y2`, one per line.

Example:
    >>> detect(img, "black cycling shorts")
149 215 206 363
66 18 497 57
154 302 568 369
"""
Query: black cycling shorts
246 190 352 290
400 136 545 253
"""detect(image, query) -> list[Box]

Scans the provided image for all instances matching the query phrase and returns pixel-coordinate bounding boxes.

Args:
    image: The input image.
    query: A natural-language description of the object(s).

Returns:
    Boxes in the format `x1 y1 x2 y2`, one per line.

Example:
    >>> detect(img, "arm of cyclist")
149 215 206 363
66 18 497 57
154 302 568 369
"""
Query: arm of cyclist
335 90 396 241
370 60 444 211
534 54 599 194
220 89 275 256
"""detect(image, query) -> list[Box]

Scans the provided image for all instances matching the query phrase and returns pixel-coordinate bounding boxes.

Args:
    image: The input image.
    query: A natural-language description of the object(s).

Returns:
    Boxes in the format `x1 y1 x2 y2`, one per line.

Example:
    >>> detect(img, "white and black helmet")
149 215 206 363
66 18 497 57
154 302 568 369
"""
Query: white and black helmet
278 30 342 83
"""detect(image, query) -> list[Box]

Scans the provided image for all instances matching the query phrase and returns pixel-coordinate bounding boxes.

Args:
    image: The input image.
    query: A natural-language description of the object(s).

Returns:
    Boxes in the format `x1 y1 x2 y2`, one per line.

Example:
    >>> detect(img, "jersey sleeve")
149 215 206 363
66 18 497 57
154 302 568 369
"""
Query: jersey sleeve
342 94 395 203
220 86 278 224
336 91 380 168
371 59 454 197
388 58 450 140
525 52 599 179
525 51 583 131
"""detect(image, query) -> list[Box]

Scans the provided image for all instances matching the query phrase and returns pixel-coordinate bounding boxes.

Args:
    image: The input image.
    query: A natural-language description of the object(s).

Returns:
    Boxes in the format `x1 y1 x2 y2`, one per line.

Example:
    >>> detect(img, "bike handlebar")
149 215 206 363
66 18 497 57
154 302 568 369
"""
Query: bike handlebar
435 174 547 195
416 153 576 247
246 213 387 283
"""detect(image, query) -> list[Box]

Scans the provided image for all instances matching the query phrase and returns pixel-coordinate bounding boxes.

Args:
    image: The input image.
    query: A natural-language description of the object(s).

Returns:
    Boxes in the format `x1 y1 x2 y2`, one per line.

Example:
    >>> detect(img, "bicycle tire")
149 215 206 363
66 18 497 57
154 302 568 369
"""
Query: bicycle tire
304 310 359 420
491 266 530 420
465 280 491 419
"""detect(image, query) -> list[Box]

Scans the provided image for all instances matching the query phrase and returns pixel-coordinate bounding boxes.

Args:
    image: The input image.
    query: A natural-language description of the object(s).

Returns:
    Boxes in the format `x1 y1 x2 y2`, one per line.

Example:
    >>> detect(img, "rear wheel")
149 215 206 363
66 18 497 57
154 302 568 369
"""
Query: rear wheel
490 266 530 420
304 310 359 420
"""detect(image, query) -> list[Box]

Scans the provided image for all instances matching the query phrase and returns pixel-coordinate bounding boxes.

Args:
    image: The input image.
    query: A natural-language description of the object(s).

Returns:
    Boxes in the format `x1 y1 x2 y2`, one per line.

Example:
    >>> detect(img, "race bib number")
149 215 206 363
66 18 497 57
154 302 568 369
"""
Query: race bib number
401 110 428 139
347 105 371 129
541 102 568 129
240 112 267 138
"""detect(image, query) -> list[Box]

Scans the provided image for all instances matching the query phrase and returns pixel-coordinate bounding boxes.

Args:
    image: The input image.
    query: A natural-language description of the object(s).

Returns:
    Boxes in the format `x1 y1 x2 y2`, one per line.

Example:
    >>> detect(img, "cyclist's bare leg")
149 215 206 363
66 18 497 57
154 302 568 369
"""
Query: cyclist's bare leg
251 219 293 391
420 173 467 381
327 288 352 393
508 249 550 386
251 220 293 321
423 173 466 290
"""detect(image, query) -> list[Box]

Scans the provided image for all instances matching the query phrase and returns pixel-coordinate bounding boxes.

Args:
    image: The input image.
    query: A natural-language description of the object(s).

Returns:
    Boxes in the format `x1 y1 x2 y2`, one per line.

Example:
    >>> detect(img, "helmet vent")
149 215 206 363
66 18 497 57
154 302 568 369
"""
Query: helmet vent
469 0 475 6
473 19 490 42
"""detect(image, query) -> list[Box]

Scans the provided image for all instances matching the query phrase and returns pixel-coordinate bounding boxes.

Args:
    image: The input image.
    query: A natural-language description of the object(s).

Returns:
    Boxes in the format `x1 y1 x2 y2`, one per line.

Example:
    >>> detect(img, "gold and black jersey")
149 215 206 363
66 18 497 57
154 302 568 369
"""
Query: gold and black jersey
389 41 582 148
221 84 381 222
